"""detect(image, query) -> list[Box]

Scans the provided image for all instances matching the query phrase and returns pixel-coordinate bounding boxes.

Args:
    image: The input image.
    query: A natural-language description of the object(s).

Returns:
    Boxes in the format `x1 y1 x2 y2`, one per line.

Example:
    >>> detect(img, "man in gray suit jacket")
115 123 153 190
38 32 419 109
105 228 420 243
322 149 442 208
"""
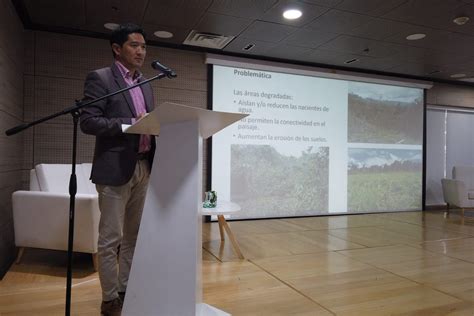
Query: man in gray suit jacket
80 23 155 316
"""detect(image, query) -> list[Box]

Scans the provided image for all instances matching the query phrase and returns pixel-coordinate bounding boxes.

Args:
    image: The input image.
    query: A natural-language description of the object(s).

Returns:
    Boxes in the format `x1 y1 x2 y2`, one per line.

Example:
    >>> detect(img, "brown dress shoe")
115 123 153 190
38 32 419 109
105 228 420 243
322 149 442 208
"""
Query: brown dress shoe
101 297 122 316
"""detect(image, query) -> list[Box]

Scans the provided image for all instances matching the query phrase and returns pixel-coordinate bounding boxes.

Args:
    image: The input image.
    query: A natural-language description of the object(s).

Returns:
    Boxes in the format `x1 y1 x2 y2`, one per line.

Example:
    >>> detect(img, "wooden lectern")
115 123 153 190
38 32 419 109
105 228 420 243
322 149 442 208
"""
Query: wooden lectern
123 102 246 316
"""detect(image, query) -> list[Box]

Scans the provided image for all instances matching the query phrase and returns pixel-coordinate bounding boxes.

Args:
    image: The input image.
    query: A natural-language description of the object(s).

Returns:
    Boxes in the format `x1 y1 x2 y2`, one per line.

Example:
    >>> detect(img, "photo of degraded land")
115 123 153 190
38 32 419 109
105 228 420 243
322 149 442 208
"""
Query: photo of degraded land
230 144 329 219
347 148 422 212
347 82 423 144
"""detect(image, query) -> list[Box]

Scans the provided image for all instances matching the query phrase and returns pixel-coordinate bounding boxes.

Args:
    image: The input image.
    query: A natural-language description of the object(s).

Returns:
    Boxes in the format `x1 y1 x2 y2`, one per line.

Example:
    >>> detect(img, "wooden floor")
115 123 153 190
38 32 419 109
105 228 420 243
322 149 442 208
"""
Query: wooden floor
1 210 473 315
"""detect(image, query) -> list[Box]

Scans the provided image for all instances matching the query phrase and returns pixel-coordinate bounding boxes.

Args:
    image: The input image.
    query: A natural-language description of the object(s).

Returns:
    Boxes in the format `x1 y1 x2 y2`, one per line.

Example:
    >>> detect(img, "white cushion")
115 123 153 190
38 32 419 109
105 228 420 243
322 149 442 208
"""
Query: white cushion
452 165 474 190
80 163 96 194
35 164 92 194
29 169 40 191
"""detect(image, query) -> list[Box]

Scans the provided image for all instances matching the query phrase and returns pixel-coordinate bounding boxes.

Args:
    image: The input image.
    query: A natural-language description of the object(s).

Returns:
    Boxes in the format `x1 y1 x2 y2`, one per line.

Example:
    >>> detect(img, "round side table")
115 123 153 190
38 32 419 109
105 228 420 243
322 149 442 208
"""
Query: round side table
201 201 244 259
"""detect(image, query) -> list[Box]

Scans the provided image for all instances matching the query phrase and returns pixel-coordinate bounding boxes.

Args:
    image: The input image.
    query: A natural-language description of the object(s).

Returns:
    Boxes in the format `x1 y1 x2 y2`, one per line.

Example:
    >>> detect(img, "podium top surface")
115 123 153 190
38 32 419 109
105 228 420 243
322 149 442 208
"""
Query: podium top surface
125 102 247 139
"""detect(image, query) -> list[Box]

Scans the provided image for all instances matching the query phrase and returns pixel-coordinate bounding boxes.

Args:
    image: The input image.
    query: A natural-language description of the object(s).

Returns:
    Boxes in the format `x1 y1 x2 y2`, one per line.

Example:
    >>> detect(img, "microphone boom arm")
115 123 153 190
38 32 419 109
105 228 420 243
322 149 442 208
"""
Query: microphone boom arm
5 72 170 136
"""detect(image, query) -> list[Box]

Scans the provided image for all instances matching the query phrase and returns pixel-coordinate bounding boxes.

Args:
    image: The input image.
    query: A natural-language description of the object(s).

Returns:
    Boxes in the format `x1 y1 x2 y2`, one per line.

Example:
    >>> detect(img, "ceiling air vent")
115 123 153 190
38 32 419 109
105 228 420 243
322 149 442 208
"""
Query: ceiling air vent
183 30 234 49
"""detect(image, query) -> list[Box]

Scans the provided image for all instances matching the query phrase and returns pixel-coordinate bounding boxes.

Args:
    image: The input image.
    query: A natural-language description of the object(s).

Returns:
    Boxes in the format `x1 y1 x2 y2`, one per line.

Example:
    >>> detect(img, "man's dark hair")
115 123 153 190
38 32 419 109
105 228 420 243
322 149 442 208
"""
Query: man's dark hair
110 23 146 57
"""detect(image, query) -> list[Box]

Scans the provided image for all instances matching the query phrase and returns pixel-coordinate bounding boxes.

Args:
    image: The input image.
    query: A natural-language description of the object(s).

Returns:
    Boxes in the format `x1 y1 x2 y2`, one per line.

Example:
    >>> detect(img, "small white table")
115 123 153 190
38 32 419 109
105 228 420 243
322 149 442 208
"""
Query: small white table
200 201 244 259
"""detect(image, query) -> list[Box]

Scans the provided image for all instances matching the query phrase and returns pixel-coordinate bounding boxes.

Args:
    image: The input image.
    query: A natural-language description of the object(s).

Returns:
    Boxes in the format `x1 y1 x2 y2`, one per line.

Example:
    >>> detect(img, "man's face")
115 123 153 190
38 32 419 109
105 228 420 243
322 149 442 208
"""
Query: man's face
113 32 146 72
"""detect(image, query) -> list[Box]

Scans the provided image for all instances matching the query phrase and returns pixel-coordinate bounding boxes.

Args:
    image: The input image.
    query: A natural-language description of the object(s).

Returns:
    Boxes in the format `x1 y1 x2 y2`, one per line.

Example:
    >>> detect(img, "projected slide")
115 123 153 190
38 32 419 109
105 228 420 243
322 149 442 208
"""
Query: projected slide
231 145 329 218
212 65 423 219
348 148 422 212
348 82 423 144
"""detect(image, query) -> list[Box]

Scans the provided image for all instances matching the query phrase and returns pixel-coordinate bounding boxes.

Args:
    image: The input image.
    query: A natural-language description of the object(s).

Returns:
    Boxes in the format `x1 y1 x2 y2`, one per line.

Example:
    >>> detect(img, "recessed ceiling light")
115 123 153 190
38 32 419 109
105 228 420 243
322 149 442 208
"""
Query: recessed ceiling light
453 16 469 25
104 23 119 30
344 58 359 64
243 43 255 51
154 31 174 39
406 33 426 40
450 73 466 78
283 9 302 20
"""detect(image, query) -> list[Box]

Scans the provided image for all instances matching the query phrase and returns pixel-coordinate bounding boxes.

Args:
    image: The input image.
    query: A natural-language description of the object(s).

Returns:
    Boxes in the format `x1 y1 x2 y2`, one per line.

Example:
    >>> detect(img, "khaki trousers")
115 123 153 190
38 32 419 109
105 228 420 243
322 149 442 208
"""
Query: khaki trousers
96 160 150 301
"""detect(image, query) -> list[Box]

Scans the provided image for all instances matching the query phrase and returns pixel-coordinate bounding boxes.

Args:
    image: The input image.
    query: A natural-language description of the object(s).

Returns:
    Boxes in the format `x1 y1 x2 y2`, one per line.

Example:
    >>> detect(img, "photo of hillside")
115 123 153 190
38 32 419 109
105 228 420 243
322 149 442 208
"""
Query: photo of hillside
230 145 329 219
347 148 422 212
348 82 423 144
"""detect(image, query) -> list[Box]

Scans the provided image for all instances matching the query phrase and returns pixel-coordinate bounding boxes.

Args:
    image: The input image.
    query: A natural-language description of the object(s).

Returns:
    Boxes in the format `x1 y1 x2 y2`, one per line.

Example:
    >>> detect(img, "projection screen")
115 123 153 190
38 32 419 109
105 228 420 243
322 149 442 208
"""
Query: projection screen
210 58 426 219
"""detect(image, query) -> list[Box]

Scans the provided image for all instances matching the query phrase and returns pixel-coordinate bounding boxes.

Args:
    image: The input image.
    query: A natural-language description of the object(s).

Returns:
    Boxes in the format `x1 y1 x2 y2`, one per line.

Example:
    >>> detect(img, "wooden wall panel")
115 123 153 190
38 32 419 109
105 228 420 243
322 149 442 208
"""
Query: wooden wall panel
427 83 474 108
24 31 35 76
0 47 23 117
33 123 94 165
22 75 34 171
34 31 111 80
0 0 24 278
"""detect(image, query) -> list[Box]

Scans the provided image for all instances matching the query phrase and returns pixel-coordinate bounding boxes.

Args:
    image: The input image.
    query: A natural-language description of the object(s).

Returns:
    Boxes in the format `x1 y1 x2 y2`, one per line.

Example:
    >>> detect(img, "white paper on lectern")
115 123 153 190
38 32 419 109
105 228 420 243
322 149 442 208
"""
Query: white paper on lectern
123 112 160 135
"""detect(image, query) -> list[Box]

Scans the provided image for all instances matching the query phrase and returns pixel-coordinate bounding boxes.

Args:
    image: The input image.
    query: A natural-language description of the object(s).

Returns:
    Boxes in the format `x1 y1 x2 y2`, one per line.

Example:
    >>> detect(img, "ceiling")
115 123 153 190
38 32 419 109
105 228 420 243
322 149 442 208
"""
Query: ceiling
12 0 474 84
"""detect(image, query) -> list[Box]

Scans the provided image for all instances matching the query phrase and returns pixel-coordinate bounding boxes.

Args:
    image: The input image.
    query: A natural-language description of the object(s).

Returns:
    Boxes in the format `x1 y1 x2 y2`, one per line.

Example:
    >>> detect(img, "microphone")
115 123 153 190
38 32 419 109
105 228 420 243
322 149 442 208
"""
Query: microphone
151 60 177 78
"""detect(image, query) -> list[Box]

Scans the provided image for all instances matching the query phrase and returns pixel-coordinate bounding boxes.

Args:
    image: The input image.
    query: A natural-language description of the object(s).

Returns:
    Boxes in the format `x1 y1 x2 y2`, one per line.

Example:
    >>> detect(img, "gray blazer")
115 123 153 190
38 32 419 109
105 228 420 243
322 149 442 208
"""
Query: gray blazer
80 63 156 186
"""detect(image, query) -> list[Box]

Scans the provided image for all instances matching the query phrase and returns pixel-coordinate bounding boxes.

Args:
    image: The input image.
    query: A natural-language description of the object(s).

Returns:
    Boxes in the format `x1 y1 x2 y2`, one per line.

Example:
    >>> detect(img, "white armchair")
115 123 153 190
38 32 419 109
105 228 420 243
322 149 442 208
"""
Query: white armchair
441 165 474 220
12 163 100 270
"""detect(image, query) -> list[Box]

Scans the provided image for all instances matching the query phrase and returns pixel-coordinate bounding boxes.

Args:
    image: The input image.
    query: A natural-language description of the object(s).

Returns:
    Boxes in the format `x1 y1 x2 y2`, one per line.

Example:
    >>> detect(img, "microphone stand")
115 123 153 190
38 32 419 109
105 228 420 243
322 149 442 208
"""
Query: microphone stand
5 70 173 316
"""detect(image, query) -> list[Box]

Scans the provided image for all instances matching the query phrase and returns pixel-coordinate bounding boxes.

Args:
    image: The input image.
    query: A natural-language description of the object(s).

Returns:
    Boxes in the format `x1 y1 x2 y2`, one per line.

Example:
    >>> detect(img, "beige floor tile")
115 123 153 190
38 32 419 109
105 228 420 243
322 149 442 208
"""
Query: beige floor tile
282 214 390 230
285 266 463 316
419 237 474 263
242 232 333 257
252 250 466 315
202 219 309 243
328 226 419 247
295 230 366 251
202 248 219 262
204 227 366 261
378 211 474 236
394 301 474 316
252 252 370 280
377 255 474 302
375 211 430 224
238 231 364 258
380 221 470 242
203 233 293 261
0 270 101 315
229 218 309 235
327 285 462 316
202 261 333 316
433 221 474 236
338 244 440 266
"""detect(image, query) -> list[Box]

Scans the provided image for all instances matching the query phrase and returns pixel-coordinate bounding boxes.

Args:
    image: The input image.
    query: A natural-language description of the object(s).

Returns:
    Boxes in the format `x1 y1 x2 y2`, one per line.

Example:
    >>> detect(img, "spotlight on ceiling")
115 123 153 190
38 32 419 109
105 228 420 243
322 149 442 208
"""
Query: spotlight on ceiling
154 31 174 39
450 73 467 78
406 33 426 40
283 9 302 20
457 77 474 82
453 16 469 25
104 23 119 30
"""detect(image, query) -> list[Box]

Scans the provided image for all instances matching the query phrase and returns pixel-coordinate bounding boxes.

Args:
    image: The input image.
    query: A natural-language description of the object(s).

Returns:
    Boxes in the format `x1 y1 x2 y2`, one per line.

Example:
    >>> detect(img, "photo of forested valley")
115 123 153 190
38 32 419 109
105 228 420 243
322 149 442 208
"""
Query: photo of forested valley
347 148 422 212
348 82 423 144
231 145 329 219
